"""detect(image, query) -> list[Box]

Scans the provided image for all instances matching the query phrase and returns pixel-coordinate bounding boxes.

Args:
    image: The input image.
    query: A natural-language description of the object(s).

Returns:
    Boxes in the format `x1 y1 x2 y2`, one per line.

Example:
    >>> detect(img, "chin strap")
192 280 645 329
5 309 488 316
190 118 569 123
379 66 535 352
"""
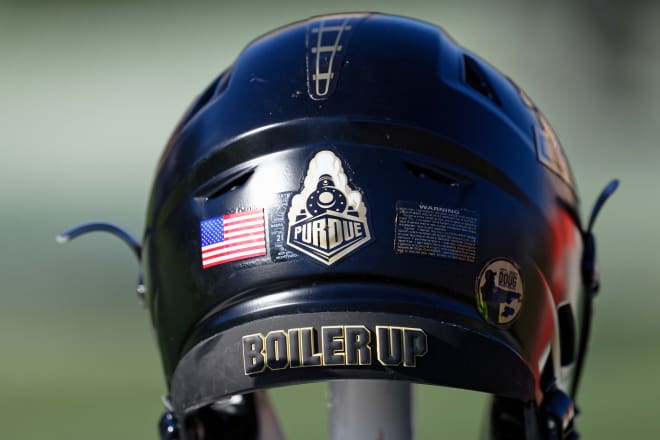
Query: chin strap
535 179 619 440
572 179 619 401
56 222 145 303
524 180 619 440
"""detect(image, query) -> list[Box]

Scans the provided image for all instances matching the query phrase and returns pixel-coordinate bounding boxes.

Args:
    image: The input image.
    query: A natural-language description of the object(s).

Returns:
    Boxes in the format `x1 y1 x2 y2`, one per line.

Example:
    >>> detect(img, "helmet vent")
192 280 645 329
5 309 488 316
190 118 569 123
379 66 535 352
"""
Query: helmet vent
463 55 501 106
201 167 255 200
557 303 576 366
212 67 232 98
179 69 233 131
404 162 467 187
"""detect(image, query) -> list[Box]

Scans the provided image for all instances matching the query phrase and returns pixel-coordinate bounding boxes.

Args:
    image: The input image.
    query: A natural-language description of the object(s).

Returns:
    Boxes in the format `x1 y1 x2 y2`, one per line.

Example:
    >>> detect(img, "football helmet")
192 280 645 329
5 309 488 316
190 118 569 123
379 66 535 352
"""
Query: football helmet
59 13 618 439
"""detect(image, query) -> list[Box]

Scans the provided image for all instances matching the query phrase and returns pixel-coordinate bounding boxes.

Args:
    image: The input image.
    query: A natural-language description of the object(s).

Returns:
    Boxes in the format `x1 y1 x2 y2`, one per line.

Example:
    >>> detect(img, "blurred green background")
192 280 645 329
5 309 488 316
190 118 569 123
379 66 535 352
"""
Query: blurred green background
1 0 658 438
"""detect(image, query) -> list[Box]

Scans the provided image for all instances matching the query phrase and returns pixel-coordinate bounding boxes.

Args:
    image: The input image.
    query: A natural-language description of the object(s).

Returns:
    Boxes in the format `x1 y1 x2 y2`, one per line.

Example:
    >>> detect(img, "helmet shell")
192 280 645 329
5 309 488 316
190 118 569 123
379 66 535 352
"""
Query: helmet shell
143 13 582 417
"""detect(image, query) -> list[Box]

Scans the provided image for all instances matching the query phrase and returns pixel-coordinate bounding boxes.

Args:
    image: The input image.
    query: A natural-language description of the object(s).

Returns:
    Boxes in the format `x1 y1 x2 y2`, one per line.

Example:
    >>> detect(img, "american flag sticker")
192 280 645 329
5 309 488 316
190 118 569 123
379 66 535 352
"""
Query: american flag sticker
200 209 267 269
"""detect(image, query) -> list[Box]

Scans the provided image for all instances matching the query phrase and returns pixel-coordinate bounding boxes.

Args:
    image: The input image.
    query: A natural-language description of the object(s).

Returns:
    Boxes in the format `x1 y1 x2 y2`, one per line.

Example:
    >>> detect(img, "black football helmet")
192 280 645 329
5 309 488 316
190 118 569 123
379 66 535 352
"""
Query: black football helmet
59 13 618 439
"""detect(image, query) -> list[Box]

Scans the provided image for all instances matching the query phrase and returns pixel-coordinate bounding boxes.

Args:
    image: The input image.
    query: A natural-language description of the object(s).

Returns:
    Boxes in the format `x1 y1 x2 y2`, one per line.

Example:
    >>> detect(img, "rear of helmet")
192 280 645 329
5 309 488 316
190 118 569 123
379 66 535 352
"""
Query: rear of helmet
59 13 618 439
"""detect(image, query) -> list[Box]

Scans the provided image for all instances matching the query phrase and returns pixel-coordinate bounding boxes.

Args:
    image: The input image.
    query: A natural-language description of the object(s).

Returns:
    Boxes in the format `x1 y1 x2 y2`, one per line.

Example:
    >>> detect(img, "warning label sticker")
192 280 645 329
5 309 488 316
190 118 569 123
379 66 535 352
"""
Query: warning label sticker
269 192 299 263
394 201 478 263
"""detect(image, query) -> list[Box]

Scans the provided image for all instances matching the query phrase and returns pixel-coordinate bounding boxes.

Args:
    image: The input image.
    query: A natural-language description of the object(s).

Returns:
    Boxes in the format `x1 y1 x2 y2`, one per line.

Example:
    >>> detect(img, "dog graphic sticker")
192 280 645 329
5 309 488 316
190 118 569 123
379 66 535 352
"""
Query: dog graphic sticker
476 258 524 326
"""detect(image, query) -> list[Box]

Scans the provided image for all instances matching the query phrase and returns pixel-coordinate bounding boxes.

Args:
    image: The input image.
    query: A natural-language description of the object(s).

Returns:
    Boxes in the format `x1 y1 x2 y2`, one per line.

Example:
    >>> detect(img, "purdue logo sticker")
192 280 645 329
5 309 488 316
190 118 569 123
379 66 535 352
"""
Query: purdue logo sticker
286 150 372 265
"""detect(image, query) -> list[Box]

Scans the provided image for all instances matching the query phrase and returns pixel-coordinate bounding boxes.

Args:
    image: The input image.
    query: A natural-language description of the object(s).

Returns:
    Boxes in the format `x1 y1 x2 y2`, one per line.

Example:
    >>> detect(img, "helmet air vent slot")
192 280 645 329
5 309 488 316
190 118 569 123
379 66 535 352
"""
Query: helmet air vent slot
201 167 255 200
463 55 501 106
404 161 468 187
212 67 232 98
179 69 233 131
557 303 576 366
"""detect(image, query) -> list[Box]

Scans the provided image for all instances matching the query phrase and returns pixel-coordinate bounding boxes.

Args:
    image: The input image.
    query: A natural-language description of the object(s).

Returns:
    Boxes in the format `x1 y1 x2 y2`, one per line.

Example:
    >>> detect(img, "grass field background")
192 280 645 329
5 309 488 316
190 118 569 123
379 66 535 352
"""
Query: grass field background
1 0 659 437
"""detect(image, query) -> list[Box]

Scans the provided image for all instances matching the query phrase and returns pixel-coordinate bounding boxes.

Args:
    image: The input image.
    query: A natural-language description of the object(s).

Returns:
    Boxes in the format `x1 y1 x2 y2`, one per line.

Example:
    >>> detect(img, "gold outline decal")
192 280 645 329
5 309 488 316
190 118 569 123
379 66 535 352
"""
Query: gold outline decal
264 330 289 371
285 150 372 266
242 325 427 375
306 17 355 100
242 333 266 375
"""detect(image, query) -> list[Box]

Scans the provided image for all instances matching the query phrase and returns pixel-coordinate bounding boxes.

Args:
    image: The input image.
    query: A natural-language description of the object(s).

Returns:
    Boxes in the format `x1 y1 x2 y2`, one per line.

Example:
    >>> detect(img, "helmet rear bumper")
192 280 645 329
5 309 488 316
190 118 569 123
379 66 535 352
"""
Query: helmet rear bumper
170 283 536 417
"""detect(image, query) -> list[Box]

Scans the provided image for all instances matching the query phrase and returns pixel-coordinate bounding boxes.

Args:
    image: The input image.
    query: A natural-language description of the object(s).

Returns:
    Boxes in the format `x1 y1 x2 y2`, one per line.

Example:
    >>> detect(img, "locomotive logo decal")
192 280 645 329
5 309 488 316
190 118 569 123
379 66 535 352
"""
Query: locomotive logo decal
476 258 524 326
286 150 372 265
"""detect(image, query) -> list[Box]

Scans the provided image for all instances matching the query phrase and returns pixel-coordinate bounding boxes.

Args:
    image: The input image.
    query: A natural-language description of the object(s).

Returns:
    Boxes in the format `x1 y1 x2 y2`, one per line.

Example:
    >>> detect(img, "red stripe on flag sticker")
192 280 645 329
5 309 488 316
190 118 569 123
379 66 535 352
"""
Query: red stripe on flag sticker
223 218 265 231
202 245 267 268
202 238 266 259
223 210 263 220
201 231 265 253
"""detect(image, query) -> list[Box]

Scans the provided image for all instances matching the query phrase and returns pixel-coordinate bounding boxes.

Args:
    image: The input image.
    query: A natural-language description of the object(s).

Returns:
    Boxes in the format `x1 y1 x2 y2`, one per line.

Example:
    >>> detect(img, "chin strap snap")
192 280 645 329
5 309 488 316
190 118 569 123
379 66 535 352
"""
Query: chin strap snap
542 387 578 439
159 411 181 440
159 396 181 440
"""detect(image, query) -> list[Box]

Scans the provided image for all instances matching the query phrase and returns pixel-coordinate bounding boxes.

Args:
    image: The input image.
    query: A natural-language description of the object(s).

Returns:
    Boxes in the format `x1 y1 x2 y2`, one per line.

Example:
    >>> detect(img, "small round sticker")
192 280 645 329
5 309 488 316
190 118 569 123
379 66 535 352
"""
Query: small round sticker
475 258 524 326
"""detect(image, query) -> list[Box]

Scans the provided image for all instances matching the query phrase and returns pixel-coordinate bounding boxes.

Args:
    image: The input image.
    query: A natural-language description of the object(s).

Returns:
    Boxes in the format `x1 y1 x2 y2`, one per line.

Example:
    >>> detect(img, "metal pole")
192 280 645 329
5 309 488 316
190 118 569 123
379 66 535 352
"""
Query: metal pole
329 380 413 440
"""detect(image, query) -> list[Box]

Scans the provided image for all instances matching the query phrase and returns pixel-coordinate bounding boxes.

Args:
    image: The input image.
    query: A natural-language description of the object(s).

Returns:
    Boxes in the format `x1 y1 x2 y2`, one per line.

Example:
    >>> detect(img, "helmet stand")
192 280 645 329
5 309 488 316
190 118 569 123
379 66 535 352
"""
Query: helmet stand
329 380 412 439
